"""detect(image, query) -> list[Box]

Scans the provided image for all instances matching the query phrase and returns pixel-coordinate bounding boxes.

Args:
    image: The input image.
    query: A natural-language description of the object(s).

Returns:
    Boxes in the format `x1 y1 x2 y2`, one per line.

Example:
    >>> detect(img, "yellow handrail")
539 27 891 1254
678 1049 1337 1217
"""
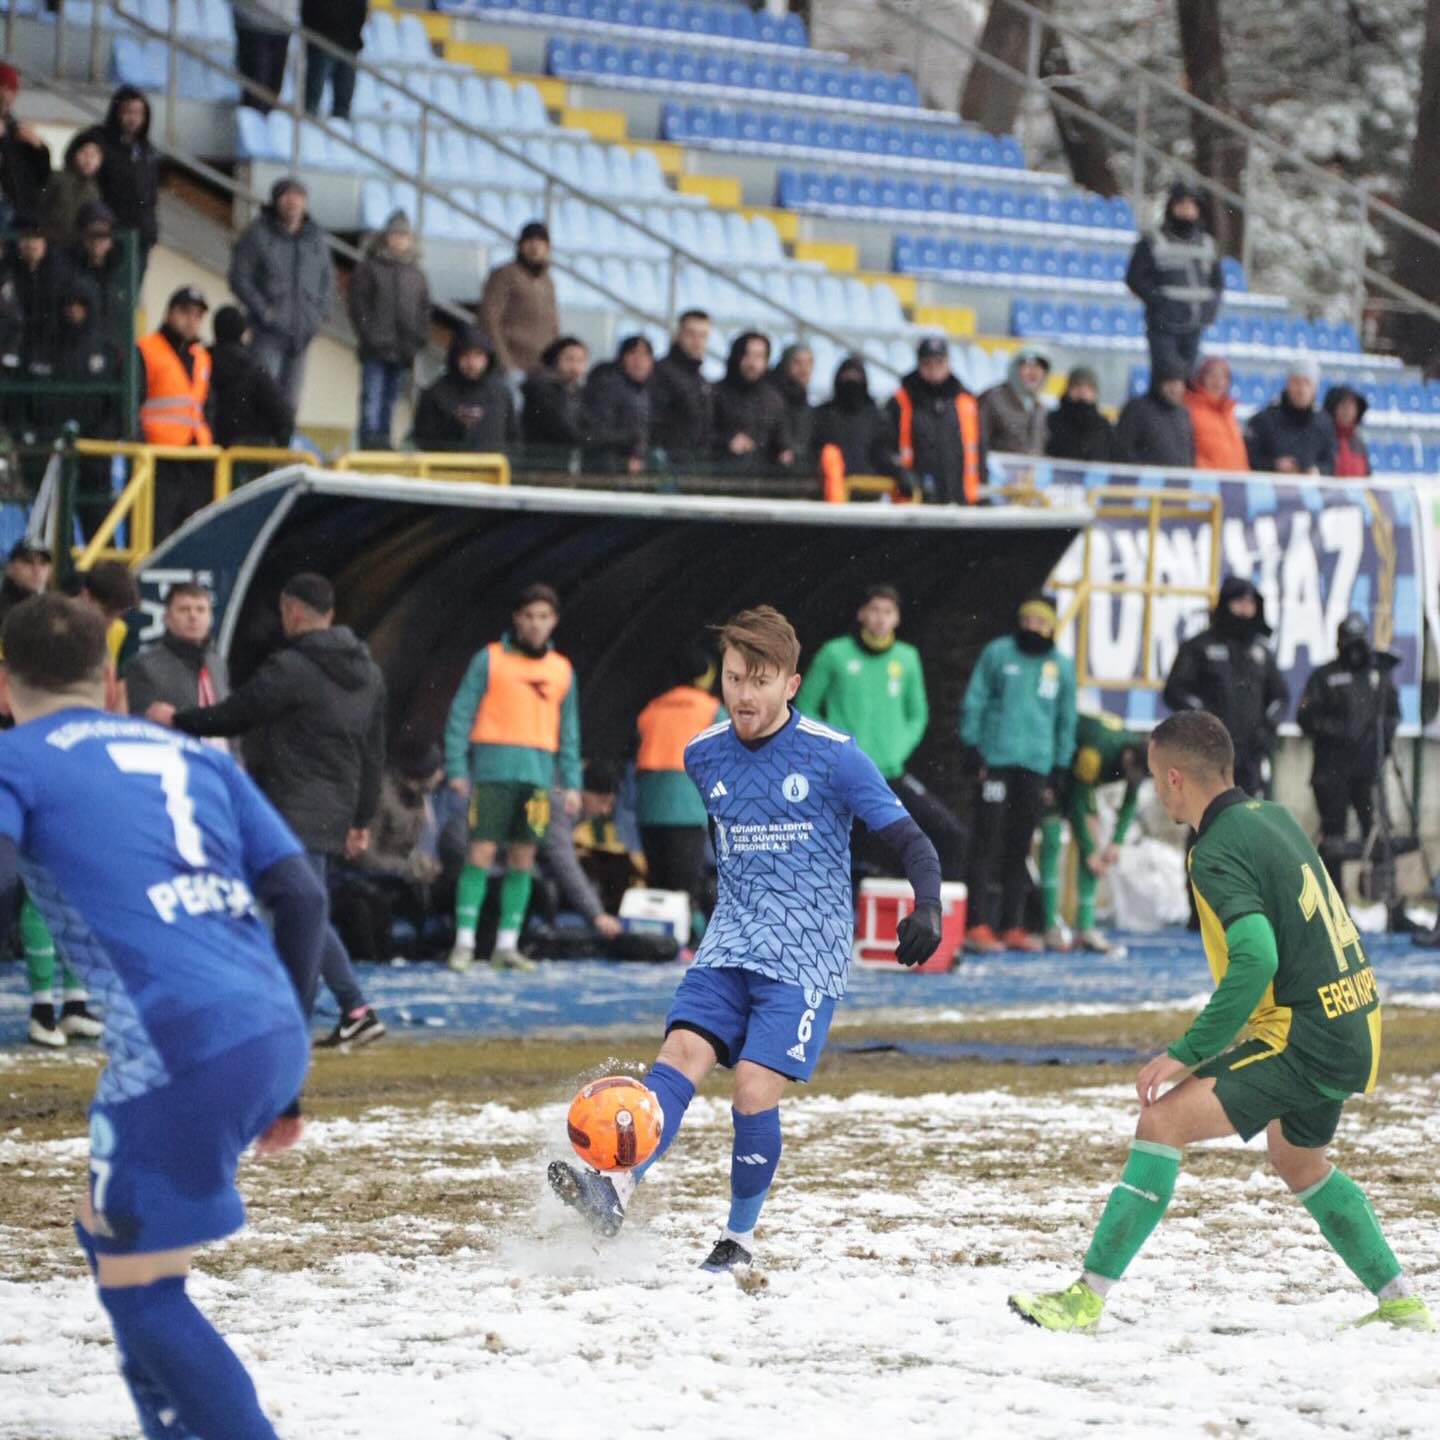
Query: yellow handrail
842 474 918 503
331 451 511 484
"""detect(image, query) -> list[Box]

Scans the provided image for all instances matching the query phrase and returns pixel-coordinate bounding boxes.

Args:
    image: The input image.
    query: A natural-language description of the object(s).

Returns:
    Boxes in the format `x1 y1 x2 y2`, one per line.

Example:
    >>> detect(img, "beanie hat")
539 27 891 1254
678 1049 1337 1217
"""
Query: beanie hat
1286 354 1321 386
212 305 248 345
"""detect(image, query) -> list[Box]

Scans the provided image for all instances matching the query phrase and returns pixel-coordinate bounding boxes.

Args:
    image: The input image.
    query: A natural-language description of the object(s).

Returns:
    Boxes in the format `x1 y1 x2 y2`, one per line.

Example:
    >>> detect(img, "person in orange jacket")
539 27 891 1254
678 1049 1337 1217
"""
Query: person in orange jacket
1184 356 1249 472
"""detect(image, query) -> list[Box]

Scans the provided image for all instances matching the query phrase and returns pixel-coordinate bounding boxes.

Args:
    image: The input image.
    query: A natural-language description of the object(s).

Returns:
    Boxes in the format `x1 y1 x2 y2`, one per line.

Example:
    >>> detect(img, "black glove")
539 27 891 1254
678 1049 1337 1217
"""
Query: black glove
896 902 943 968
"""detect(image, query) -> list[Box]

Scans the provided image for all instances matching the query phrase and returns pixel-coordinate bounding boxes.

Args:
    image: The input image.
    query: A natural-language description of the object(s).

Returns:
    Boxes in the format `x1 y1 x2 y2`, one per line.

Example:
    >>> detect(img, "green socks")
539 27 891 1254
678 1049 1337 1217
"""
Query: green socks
1298 1167 1403 1295
1038 815 1062 931
496 868 533 944
1082 1139 1181 1281
455 864 489 945
1076 861 1099 931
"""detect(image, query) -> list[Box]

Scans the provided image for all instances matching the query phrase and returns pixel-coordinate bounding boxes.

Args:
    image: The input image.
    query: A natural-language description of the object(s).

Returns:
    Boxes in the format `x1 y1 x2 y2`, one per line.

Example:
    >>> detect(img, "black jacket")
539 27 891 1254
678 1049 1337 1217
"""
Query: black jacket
768 356 814 465
521 371 585 454
651 347 712 455
1246 396 1336 475
208 338 295 447
97 88 159 251
1046 395 1116 463
0 113 52 223
412 326 516 451
1115 388 1195 469
125 630 231 716
581 358 652 469
1125 220 1223 335
1297 648 1399 780
884 369 984 504
1163 579 1290 764
25 304 123 440
812 369 893 478
59 243 133 350
302 0 368 50
712 339 792 463
171 625 386 855
13 252 65 361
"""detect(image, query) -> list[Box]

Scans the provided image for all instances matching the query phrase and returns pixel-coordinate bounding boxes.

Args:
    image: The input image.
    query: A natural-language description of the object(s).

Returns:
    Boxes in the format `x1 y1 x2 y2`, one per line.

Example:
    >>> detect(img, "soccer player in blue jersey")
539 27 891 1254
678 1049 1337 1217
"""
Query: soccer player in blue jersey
550 605 943 1270
0 594 328 1439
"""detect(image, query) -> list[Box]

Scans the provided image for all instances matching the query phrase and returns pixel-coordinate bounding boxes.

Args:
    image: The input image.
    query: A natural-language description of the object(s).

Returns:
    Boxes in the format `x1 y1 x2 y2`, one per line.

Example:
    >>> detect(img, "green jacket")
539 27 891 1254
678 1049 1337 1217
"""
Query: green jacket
959 634 1077 775
1068 711 1144 849
795 632 928 780
444 635 582 790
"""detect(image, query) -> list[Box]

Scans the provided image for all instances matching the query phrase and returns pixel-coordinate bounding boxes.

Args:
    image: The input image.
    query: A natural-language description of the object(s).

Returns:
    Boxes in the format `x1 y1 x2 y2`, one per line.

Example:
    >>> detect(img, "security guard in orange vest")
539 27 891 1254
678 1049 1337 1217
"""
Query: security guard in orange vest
444 583 582 971
136 285 213 542
884 334 985 504
634 641 726 946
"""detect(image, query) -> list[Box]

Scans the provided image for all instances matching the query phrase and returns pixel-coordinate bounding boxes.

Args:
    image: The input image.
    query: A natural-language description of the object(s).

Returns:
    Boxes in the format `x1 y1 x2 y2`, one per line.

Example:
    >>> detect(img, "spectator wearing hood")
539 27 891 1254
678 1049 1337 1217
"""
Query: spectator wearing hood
885 335 984 504
228 175 336 410
582 333 654 473
1297 612 1398 901
1126 180 1223 382
813 355 895 491
769 343 815 467
652 309 712 458
1114 363 1195 468
712 331 794 467
0 64 51 225
97 86 158 266
979 348 1050 456
11 218 64 359
522 335 588 465
1184 355 1248 471
207 304 294 449
1246 356 1335 475
39 128 104 249
348 208 431 449
412 326 516 451
59 203 134 350
1163 575 1288 796
302 0 368 120
1324 384 1370 478
479 220 559 381
233 0 297 114
1045 366 1115 463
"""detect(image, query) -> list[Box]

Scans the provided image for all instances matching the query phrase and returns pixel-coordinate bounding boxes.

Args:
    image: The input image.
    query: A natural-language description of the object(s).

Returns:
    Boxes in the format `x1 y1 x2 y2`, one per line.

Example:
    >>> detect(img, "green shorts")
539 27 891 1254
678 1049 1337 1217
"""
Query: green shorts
467 781 551 845
1196 1037 1347 1149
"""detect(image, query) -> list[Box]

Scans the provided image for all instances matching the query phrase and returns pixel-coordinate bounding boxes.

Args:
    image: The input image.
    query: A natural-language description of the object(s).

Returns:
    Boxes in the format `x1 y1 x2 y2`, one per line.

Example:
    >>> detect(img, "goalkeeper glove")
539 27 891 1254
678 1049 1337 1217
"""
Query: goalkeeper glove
896 902 943 967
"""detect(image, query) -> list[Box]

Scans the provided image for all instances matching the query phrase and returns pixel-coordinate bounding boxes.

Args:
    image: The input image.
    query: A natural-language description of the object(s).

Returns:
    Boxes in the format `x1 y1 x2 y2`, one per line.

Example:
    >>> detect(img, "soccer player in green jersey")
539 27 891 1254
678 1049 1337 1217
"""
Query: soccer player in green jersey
1009 709 1432 1334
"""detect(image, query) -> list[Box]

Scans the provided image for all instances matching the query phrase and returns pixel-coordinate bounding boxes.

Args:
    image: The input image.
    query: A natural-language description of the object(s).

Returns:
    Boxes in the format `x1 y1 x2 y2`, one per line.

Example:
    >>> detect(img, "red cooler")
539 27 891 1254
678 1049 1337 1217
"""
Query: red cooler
853 879 967 971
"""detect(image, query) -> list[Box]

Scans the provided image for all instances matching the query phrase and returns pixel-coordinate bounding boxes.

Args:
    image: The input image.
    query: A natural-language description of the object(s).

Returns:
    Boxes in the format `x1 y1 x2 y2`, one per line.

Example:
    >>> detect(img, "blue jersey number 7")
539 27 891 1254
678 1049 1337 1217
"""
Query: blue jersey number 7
106 742 210 868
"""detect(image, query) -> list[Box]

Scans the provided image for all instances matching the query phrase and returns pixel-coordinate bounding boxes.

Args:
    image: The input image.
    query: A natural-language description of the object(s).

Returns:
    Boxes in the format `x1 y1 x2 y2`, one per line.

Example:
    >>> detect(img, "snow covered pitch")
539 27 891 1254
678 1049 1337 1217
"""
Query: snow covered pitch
2 1025 1438 1440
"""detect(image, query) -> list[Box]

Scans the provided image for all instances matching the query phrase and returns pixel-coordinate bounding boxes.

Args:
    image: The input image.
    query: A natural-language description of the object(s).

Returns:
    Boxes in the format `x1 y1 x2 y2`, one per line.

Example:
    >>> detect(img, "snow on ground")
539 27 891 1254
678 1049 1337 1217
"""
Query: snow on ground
3 1080 1439 1440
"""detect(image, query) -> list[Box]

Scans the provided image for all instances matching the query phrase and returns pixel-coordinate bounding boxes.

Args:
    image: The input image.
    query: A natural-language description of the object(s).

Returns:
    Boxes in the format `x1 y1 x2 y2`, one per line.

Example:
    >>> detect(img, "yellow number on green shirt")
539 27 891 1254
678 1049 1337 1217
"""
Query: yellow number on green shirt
1298 863 1362 975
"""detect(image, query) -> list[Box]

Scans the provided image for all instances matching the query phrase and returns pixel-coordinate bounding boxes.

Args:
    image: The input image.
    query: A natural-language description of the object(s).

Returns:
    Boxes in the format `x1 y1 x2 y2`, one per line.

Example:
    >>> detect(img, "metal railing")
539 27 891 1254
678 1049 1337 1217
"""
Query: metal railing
17 0 908 382
332 450 511 482
879 0 1440 336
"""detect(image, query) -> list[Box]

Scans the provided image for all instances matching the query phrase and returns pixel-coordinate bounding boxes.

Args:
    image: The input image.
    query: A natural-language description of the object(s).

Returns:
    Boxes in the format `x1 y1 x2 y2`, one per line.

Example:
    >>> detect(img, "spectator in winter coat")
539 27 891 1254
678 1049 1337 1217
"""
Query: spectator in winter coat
302 0 368 120
1183 355 1248 471
125 581 231 724
12 219 64 360
412 326 516 451
0 65 51 227
1126 180 1223 381
1114 365 1195 468
1245 356 1335 474
348 209 431 449
0 248 20 386
478 220 559 380
1323 385 1370 478
1045 366 1115 463
58 203 133 350
233 0 297 113
812 355 895 483
39 128 104 249
979 348 1050 456
769 343 815 468
228 175 336 410
207 304 295 448
582 333 654 473
522 335 588 463
885 335 984 503
97 86 159 268
712 331 793 467
652 309 713 458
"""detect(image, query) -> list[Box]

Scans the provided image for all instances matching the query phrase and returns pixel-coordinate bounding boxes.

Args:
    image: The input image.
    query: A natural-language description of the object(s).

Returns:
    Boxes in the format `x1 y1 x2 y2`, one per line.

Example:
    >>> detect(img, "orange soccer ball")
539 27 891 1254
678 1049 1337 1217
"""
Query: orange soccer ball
566 1075 664 1171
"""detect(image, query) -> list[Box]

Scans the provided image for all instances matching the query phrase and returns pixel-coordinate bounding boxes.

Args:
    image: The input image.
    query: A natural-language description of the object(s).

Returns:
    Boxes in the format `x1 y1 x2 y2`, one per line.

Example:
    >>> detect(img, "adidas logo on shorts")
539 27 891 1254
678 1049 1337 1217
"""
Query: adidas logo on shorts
786 1042 806 1062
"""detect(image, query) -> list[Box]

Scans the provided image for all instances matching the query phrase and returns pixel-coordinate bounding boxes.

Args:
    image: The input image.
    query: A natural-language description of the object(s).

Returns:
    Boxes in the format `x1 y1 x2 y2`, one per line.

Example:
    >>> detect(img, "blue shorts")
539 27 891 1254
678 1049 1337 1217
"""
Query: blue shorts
87 1022 308 1255
666 964 836 1082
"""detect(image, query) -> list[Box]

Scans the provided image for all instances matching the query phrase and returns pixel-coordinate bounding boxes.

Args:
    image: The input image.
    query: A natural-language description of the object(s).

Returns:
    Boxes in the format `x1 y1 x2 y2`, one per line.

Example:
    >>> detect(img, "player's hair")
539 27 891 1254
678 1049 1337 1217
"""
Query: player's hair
514 582 560 614
716 605 801 678
862 583 901 607
1149 710 1234 783
281 572 335 616
677 309 710 327
81 559 139 616
164 580 211 608
1 593 108 696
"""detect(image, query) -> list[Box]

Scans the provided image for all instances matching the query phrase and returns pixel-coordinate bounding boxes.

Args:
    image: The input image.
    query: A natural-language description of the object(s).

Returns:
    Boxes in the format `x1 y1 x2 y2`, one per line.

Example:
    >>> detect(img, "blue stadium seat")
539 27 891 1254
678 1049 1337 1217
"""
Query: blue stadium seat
823 173 850 207
899 179 925 210
893 74 919 106
776 169 802 207
780 13 807 46
1128 366 1150 397
547 37 576 75
1017 191 1044 224
972 135 999 168
851 175 877 208
756 12 782 43
875 178 901 210
772 62 798 94
811 117 836 150
962 240 991 272
1014 244 1038 276
991 241 1017 275
1427 381 1440 414
923 181 950 212
800 170 826 205
1333 320 1361 352
859 124 885 157
997 135 1024 168
904 128 929 161
1012 299 1037 335
1078 304 1105 337
730 6 757 40
941 238 968 271
1058 195 1088 229
1059 250 1085 281
893 234 918 272
1221 256 1246 291
916 235 944 270
1108 196 1135 229
660 101 687 140
834 121 861 154
819 67 846 100
235 107 271 159
1036 246 1061 278
1403 381 1428 413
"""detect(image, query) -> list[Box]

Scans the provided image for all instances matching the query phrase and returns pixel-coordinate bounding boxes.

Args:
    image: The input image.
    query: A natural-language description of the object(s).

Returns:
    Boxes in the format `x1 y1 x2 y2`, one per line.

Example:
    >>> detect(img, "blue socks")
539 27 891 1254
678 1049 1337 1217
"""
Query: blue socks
99 1277 279 1440
727 1105 781 1238
632 1061 696 1181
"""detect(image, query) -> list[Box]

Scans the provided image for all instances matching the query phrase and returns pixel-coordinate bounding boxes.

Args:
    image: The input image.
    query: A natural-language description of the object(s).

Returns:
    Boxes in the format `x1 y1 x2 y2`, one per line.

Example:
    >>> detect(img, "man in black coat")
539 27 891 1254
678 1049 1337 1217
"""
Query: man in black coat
302 0 368 120
582 333 654 474
11 218 64 362
651 308 713 460
125 580 231 722
207 304 295 448
149 572 388 1048
712 331 793 468
1163 575 1289 796
811 354 894 479
1297 613 1399 901
1114 364 1195 469
769 343 814 469
1126 180 1223 381
1046 366 1115 463
59 203 134 350
522 334 588 465
0 64 52 225
413 325 516 451
97 86 159 270
1246 356 1336 475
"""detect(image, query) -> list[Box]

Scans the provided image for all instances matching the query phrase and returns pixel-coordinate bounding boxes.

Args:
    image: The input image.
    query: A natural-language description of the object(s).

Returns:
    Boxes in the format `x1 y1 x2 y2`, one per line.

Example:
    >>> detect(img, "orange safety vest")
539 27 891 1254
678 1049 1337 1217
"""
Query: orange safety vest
893 385 981 504
469 641 573 752
636 686 722 772
137 332 212 446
